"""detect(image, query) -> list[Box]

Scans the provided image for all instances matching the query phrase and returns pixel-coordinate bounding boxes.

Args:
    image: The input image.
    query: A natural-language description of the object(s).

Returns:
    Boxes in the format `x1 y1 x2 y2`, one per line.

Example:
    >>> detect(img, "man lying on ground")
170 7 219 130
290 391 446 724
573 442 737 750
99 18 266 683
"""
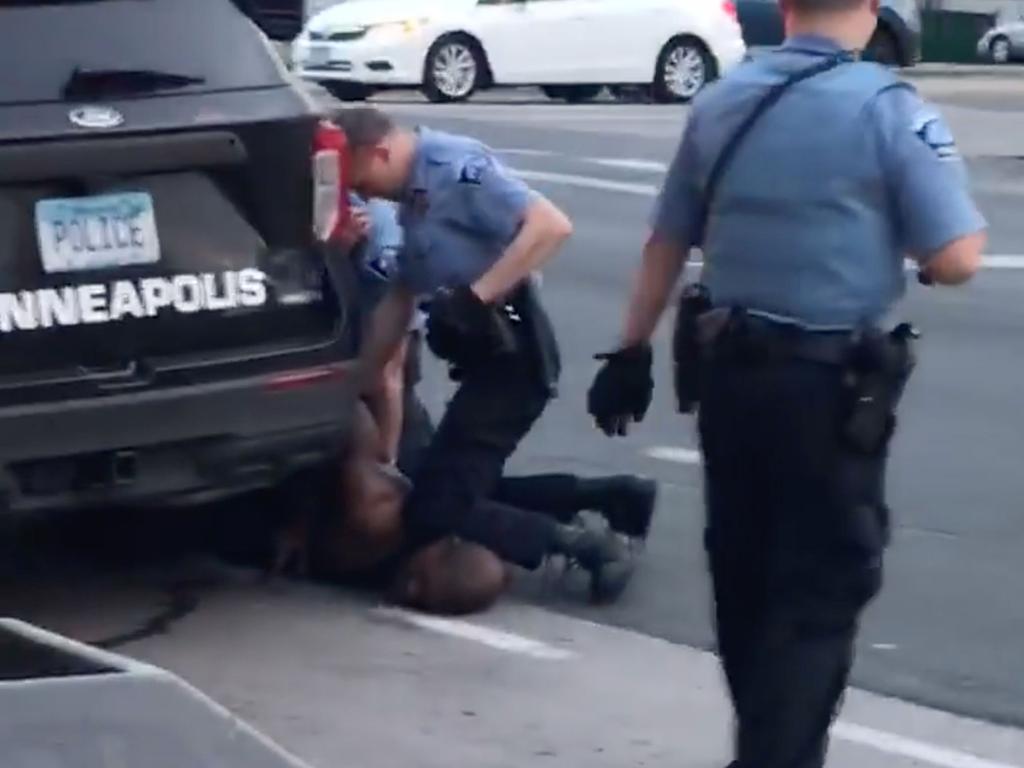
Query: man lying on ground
298 393 658 615
267 167 658 613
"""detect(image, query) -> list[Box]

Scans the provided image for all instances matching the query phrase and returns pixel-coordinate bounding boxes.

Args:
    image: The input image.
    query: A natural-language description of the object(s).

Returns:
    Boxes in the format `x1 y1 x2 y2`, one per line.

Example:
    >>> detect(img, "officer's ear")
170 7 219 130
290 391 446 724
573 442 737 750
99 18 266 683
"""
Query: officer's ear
869 0 880 14
373 143 392 164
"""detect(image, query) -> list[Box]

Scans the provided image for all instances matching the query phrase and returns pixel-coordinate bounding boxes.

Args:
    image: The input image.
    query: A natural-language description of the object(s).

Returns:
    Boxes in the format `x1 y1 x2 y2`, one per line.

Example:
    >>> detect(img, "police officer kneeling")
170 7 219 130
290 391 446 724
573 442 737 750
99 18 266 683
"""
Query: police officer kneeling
588 0 987 762
337 108 635 603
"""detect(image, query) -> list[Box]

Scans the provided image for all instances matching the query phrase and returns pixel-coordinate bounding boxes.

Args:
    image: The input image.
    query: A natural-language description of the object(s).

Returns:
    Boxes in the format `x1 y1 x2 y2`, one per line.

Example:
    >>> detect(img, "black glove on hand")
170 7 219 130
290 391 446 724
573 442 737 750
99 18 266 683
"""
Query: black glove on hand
426 285 515 367
587 345 654 437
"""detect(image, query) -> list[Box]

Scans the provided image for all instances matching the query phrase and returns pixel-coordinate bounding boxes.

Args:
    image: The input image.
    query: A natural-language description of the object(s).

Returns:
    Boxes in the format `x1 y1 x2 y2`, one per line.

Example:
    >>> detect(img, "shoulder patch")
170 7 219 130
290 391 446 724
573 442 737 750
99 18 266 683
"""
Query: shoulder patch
911 109 959 161
458 156 489 185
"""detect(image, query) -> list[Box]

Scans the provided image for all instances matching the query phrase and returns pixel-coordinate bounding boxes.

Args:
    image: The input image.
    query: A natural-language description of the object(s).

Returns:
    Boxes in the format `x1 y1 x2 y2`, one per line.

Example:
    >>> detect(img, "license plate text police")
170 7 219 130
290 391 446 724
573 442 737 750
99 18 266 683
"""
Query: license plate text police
35 192 161 274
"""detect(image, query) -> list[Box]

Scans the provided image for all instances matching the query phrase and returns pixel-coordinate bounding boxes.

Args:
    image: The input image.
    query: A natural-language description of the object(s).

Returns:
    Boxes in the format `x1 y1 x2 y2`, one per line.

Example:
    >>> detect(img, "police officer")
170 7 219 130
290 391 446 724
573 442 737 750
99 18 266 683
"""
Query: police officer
335 107 636 603
588 0 987 763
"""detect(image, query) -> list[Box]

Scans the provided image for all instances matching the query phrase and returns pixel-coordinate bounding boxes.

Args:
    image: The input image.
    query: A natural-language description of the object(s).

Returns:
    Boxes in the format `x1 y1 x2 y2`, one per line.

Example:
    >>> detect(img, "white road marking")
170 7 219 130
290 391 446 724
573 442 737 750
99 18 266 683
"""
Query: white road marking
871 643 900 651
515 169 659 196
495 148 557 157
375 608 575 661
833 721 1022 768
586 157 669 173
645 446 702 465
980 255 1024 269
900 257 1024 271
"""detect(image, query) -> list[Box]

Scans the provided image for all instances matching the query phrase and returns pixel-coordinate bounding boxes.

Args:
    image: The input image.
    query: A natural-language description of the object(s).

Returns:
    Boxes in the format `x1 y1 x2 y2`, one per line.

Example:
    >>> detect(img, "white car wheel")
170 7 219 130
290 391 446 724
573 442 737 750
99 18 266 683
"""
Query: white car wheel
991 37 1011 64
655 39 711 103
425 37 481 103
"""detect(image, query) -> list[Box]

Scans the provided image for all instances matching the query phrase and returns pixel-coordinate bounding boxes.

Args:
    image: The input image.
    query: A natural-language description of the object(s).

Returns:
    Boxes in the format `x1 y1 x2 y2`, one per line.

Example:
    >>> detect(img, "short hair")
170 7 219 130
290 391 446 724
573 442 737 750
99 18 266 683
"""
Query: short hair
392 540 507 616
786 0 867 12
330 107 396 150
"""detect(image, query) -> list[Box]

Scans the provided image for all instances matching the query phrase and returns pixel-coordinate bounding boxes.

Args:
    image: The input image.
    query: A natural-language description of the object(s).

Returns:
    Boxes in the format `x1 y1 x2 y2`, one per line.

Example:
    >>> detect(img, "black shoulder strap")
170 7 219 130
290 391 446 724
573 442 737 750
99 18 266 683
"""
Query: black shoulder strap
699 53 851 232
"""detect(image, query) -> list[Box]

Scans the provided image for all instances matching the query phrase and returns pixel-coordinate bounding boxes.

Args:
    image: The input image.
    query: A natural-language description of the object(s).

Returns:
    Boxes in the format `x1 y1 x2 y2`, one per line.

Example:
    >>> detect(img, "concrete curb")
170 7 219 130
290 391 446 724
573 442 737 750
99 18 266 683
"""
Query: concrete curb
903 63 1024 78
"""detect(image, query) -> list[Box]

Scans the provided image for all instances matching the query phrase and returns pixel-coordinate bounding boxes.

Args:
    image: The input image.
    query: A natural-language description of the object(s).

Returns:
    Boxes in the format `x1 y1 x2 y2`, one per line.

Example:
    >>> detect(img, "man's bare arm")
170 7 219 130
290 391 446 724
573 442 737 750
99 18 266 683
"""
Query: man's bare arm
471 196 573 303
620 234 692 347
918 230 986 286
360 285 415 387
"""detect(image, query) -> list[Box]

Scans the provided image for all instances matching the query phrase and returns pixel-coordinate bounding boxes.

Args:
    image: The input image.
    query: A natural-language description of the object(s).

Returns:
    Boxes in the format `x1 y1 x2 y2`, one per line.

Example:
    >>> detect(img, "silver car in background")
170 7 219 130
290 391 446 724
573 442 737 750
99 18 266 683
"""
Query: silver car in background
977 6 1024 63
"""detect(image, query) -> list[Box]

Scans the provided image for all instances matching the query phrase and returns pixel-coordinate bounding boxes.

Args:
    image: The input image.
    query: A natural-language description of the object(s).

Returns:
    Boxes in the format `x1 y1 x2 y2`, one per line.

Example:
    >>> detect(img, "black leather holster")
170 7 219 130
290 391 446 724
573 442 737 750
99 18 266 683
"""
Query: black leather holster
671 283 712 413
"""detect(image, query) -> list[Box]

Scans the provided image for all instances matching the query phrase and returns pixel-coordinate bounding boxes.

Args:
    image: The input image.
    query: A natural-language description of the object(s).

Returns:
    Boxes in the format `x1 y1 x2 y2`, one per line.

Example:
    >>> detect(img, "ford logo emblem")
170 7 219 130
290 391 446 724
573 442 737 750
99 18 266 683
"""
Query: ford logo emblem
68 105 124 130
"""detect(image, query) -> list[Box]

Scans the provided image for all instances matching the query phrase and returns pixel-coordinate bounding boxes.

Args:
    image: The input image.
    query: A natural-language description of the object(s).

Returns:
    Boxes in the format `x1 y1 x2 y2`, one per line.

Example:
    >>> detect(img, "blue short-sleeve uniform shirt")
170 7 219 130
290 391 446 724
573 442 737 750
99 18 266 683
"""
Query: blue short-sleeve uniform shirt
396 127 536 296
650 35 986 329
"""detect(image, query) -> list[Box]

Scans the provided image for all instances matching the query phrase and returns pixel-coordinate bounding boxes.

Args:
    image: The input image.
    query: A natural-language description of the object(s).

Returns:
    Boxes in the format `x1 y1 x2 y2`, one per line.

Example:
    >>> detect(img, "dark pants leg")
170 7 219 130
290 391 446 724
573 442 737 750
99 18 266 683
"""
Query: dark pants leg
698 358 889 768
403 354 558 570
491 475 589 525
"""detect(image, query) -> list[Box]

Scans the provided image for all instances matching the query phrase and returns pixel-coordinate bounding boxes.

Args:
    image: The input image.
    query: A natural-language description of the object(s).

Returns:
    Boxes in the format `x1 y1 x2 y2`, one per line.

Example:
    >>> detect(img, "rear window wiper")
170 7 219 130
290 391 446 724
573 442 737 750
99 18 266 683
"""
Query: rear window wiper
62 67 205 100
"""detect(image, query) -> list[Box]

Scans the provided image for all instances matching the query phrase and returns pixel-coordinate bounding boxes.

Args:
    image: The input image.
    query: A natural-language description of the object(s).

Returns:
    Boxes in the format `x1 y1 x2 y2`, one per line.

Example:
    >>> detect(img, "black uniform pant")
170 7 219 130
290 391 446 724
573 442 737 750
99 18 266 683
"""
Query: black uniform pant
402 345 561 571
397 338 609 568
697 355 890 768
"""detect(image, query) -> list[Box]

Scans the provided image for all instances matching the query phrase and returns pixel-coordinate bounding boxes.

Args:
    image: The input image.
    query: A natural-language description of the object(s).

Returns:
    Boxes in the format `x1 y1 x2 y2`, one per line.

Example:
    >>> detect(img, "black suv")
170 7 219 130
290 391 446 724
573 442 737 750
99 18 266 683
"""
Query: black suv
0 0 359 513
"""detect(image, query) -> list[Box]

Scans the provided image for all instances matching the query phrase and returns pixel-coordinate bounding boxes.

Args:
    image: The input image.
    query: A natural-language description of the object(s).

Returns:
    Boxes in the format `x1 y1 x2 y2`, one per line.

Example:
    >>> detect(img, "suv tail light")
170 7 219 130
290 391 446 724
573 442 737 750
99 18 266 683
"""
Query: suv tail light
722 0 738 20
312 120 351 242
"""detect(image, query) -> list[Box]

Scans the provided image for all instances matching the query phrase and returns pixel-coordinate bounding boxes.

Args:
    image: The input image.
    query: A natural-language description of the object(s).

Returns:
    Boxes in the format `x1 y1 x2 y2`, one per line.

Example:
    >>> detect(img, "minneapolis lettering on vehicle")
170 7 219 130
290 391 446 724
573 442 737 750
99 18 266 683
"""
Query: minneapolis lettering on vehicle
0 269 268 333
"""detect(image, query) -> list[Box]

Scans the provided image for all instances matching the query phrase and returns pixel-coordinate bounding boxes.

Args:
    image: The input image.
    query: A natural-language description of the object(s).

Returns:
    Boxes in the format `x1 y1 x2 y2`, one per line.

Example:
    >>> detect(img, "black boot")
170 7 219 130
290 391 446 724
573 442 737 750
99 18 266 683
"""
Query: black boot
550 525 635 604
576 476 659 540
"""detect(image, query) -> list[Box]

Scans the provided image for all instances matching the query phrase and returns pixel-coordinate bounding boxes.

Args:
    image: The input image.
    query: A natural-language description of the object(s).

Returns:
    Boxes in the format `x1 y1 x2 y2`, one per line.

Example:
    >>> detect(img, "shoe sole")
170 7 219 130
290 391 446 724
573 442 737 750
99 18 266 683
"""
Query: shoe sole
607 478 659 540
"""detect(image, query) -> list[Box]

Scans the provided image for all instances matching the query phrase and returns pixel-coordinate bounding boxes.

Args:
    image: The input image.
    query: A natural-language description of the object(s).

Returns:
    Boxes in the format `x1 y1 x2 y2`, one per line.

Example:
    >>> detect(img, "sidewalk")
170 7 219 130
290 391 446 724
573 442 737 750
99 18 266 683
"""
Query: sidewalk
15 567 1021 768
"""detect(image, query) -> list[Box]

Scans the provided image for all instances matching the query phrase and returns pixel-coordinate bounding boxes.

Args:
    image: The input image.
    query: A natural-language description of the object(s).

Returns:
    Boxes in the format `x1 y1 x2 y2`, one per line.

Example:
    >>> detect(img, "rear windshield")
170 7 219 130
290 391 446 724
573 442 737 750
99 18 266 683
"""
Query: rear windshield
0 0 286 106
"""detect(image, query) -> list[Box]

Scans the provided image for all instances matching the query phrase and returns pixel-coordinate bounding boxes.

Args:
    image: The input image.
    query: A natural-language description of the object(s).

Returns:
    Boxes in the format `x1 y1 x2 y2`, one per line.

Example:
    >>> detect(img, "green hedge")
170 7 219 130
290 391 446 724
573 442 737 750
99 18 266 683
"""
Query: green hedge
922 10 996 63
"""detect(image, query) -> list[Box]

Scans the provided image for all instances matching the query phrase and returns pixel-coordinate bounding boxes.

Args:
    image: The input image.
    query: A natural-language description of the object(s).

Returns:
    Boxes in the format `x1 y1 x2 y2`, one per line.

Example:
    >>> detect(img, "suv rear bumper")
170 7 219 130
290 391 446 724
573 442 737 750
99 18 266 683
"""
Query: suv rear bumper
0 363 357 514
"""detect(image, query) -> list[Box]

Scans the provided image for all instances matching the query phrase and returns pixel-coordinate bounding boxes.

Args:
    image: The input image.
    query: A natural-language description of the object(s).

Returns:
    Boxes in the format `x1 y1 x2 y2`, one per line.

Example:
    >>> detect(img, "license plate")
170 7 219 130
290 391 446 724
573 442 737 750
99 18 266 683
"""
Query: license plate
35 192 160 274
307 44 331 66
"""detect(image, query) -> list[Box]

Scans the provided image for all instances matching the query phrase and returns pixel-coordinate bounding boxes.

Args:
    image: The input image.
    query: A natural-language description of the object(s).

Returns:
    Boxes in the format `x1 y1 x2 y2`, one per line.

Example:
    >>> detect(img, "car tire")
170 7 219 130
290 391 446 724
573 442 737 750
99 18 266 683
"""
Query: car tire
423 34 484 103
653 37 714 104
541 85 602 103
322 82 372 102
990 36 1012 64
865 25 901 66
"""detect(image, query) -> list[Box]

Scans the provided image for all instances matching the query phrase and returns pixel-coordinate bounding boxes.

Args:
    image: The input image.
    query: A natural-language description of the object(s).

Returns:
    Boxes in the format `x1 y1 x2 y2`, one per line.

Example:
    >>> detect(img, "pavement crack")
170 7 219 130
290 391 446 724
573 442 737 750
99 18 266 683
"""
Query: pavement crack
91 578 209 651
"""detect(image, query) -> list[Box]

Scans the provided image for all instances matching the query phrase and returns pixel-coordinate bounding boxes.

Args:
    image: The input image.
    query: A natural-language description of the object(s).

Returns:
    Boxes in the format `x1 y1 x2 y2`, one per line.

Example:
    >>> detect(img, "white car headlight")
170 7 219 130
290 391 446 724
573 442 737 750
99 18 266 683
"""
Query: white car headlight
366 18 429 40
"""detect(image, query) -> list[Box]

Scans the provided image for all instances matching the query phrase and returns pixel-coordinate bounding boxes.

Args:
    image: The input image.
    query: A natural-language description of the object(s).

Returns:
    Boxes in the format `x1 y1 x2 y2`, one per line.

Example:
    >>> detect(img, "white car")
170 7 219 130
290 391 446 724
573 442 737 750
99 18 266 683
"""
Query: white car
292 0 746 103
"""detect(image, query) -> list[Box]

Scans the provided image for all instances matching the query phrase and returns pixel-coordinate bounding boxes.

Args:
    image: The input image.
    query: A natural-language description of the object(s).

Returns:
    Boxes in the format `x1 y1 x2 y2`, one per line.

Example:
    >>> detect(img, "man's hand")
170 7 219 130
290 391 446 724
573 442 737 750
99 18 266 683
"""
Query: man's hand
587 345 654 437
336 208 370 251
426 285 516 366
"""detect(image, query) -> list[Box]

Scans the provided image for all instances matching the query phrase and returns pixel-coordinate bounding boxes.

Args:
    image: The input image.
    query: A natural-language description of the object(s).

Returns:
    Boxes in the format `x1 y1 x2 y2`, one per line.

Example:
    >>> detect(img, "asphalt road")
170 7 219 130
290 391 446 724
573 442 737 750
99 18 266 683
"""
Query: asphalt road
353 89 1024 727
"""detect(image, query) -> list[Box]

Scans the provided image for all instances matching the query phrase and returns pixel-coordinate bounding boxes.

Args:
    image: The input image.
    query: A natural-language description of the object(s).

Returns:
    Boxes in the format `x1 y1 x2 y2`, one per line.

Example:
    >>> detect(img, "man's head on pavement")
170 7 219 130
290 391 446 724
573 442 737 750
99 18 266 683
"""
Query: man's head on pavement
780 0 880 52
390 539 508 617
332 107 415 202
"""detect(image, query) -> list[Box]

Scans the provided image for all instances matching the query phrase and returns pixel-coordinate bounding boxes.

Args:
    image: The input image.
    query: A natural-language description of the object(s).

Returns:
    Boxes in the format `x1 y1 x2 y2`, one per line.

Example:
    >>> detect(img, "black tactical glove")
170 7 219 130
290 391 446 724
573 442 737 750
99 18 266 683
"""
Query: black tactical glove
587 344 654 437
426 285 517 368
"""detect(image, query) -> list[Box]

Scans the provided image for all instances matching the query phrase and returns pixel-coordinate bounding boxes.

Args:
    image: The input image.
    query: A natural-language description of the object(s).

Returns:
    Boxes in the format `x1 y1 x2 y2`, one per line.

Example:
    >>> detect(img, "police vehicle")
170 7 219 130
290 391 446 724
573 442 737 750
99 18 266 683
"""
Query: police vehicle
0 0 360 514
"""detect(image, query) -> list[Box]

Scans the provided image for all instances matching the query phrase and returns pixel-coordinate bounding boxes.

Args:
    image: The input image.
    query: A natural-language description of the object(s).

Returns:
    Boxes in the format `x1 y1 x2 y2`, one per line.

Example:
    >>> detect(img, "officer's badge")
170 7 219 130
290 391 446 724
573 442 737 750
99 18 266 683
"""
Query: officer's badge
911 110 959 161
459 157 487 185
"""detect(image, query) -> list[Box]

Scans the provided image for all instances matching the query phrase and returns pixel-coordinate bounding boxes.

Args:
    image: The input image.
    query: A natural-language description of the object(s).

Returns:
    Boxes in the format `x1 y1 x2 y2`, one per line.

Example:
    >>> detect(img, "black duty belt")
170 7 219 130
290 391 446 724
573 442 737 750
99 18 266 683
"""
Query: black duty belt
699 309 853 366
